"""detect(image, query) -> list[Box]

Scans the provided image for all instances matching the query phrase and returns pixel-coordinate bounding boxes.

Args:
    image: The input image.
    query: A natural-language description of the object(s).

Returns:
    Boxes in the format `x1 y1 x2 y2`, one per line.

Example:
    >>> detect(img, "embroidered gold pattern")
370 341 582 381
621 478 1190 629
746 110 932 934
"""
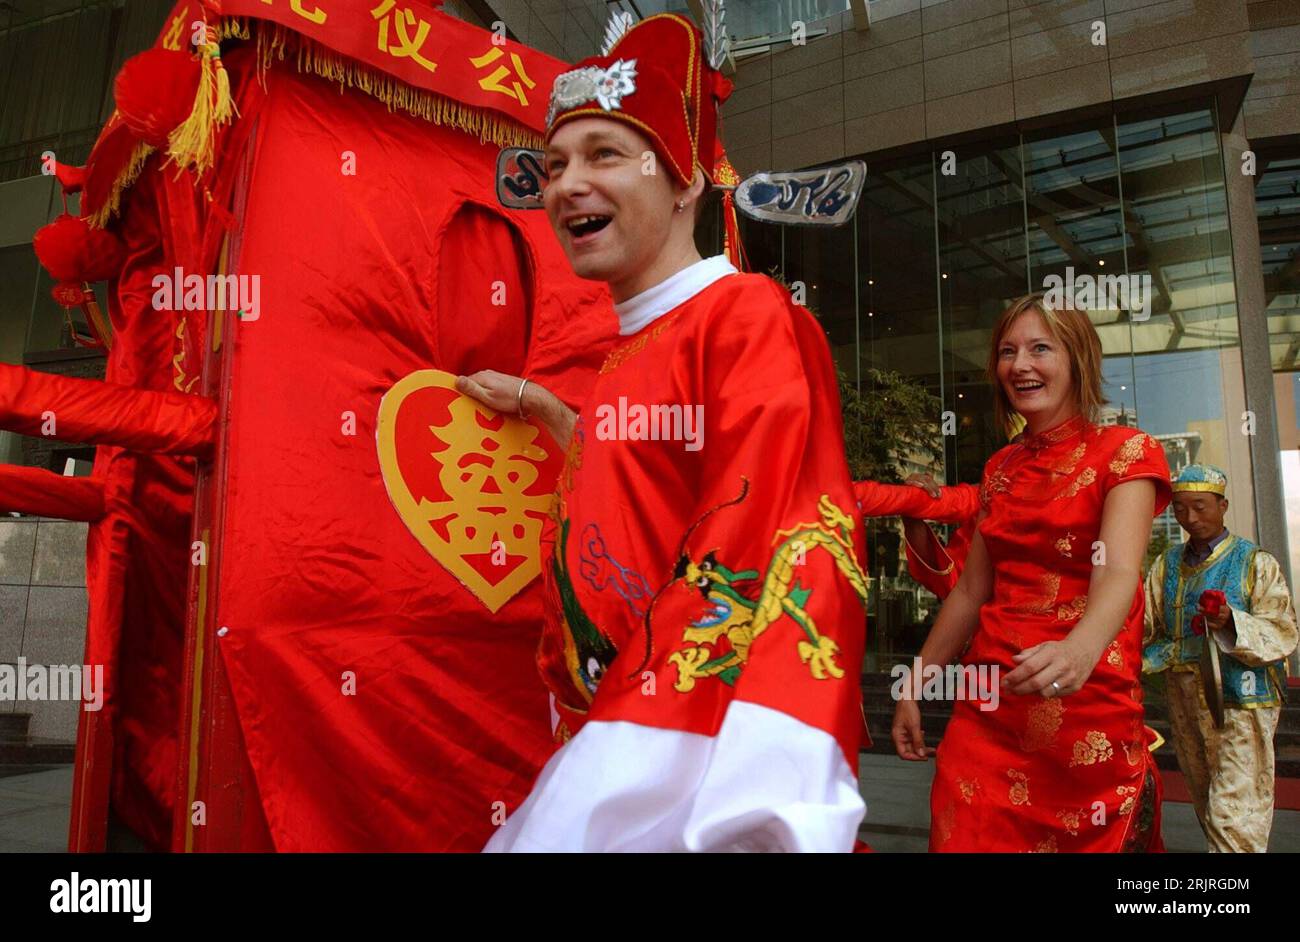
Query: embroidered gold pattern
1069 730 1114 767
980 466 1012 508
936 800 956 845
598 307 686 375
1023 415 1088 451
1054 442 1086 477
1014 572 1059 615
1056 808 1085 836
1031 835 1058 853
1020 698 1065 752
1055 532 1076 557
1007 769 1031 806
1124 738 1145 766
1106 641 1124 669
1056 595 1087 622
1116 784 1137 817
1057 466 1097 499
1108 433 1153 477
958 778 981 805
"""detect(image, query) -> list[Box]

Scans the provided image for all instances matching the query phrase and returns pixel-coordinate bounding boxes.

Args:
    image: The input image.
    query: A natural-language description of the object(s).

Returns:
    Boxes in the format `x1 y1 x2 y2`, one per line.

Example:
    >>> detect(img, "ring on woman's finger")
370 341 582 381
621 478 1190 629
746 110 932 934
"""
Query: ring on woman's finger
1046 680 1062 697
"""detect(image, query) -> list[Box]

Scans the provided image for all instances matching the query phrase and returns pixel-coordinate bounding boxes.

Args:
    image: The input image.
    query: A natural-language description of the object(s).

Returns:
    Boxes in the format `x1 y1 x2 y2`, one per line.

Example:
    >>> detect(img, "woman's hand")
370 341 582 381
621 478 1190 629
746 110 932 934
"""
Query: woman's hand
892 697 932 760
905 472 942 499
1003 636 1101 698
456 370 528 416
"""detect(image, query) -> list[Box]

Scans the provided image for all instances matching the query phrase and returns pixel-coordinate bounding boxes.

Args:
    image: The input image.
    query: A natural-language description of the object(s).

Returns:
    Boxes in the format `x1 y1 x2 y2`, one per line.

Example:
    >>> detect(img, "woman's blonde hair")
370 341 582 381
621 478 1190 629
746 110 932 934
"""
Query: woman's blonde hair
986 292 1107 437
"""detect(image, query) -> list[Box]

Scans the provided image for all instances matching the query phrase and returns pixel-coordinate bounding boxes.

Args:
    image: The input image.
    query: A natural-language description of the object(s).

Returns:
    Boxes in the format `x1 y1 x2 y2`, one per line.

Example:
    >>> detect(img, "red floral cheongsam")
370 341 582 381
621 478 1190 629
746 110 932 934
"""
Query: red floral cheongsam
930 415 1171 852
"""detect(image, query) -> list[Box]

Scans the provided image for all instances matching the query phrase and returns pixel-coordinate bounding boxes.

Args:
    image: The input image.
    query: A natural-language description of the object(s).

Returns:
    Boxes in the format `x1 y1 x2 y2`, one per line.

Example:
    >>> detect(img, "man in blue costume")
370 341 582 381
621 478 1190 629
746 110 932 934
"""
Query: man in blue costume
1143 464 1298 851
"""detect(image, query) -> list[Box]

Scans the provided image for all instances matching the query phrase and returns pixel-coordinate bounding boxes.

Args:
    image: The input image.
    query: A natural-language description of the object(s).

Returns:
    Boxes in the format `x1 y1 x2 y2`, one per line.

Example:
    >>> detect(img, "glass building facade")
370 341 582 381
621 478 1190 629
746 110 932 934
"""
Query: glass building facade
727 98 1260 667
1262 142 1300 585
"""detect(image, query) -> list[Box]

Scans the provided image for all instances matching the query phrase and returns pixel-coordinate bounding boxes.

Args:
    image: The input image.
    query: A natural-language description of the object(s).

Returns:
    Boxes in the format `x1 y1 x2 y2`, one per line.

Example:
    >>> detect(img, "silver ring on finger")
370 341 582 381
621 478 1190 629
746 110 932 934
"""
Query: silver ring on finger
1048 680 1061 697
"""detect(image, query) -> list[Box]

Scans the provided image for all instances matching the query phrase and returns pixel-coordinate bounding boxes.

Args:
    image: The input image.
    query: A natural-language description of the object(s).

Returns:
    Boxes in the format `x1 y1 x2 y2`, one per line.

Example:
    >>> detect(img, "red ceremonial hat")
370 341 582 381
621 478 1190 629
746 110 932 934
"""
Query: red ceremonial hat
545 13 734 189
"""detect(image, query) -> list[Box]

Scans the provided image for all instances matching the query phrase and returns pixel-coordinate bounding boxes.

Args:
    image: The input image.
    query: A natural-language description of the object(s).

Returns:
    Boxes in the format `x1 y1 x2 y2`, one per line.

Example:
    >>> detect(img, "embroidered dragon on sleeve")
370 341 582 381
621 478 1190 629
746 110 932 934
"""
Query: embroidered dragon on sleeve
660 481 870 693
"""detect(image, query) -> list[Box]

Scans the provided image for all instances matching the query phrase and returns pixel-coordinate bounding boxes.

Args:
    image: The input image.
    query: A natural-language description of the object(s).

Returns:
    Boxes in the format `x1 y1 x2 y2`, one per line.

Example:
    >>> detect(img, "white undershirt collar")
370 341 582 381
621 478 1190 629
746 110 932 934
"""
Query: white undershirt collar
614 255 738 336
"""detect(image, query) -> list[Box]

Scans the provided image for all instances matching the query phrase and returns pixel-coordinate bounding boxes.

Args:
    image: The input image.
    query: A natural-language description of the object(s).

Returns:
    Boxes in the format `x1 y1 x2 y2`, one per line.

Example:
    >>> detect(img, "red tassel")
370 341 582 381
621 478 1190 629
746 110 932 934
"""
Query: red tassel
722 191 747 272
33 213 126 287
54 162 85 194
115 48 203 149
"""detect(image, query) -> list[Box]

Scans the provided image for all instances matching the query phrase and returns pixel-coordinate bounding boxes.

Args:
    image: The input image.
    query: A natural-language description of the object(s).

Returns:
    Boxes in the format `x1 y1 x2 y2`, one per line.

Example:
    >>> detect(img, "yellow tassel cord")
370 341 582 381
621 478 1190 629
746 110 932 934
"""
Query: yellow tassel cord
254 23 542 150
166 24 238 178
85 139 155 229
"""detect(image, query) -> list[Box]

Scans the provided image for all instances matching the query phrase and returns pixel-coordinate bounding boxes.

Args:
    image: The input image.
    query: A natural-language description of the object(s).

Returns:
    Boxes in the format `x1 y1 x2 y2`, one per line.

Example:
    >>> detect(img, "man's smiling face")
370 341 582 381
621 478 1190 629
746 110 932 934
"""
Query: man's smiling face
542 117 678 290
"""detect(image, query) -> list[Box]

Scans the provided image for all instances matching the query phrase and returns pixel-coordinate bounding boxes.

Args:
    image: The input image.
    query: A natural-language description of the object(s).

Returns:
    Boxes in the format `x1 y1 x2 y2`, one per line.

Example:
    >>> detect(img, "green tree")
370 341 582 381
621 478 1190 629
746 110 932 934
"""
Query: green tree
840 368 943 483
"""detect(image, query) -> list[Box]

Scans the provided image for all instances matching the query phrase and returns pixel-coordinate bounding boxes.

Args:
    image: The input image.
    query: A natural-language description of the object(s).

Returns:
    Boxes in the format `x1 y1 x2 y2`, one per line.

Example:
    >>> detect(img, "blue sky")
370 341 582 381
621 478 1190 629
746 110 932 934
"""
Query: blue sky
1102 349 1225 435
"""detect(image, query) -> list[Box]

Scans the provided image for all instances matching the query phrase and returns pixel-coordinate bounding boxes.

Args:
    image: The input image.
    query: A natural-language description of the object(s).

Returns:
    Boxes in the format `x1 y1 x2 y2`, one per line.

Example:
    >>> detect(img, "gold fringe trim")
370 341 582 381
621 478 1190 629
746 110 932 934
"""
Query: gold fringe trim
83 15 540 228
254 23 542 150
86 140 154 229
219 18 251 41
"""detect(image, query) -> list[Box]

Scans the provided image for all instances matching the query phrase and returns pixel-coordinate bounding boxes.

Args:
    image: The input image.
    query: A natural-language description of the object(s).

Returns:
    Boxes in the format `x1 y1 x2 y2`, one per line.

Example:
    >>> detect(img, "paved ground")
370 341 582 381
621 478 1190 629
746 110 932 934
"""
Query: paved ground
0 767 71 853
2 761 1298 851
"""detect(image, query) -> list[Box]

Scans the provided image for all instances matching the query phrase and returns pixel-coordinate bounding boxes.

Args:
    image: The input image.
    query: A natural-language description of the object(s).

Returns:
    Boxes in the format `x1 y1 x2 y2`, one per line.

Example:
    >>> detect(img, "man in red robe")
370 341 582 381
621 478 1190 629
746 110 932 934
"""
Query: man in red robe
457 13 869 851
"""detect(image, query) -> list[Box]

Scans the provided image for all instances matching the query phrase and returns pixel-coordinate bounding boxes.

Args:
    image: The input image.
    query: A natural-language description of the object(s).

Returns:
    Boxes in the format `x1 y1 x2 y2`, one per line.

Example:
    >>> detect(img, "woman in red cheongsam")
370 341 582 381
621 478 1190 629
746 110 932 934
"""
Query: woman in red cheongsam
892 293 1172 852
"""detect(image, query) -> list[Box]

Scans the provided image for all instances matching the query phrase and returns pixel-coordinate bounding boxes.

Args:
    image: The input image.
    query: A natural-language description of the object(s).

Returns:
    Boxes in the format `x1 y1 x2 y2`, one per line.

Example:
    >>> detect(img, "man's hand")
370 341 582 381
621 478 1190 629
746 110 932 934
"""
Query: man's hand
1200 603 1234 644
456 370 528 416
456 370 576 451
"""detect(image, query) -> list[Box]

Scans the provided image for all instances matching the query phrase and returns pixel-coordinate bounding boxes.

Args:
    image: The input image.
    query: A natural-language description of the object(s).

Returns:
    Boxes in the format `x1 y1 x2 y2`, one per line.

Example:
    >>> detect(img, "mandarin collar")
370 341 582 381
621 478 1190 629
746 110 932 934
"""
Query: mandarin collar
1020 413 1090 452
613 255 738 336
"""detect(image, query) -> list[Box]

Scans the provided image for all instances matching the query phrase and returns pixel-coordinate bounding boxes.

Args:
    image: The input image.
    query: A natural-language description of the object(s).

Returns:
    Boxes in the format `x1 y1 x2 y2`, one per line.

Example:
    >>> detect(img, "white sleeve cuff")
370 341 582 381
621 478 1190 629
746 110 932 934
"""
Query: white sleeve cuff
483 700 864 853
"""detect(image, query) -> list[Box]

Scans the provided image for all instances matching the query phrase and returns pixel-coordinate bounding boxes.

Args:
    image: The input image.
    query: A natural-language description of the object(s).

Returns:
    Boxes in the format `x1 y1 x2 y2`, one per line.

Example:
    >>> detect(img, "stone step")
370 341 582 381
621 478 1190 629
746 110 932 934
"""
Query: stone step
0 713 31 744
0 737 76 778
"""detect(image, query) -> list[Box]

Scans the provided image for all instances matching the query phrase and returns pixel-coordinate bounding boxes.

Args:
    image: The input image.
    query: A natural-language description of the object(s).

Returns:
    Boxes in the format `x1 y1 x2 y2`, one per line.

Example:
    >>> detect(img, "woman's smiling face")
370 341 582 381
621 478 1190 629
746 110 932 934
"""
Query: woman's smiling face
995 308 1076 425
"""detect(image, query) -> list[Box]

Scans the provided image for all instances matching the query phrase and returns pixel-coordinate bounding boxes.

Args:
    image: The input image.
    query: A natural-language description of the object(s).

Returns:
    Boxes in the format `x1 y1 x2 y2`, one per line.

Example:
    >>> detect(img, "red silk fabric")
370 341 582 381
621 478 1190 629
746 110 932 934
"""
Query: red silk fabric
929 416 1172 852
854 479 979 522
854 480 981 599
74 146 215 850
0 364 215 456
536 274 868 767
209 68 613 851
0 465 105 521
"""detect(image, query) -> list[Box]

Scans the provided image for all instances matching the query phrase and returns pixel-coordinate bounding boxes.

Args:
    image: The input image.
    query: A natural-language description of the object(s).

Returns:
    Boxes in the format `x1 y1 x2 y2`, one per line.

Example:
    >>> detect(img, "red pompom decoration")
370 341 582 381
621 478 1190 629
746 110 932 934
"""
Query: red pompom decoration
1199 589 1227 616
33 213 126 286
114 48 201 148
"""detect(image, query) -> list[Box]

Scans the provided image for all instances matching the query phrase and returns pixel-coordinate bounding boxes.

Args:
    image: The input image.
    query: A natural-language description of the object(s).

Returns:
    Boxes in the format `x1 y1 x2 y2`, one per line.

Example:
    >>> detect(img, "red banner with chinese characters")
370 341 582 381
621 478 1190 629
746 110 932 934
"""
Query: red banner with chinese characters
157 0 565 133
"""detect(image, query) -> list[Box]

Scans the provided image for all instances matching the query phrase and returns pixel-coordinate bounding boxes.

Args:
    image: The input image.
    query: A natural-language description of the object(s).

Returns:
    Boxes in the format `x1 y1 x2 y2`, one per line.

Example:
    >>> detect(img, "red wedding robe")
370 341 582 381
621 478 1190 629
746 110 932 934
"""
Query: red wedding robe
854 480 980 598
486 259 870 852
930 415 1171 853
